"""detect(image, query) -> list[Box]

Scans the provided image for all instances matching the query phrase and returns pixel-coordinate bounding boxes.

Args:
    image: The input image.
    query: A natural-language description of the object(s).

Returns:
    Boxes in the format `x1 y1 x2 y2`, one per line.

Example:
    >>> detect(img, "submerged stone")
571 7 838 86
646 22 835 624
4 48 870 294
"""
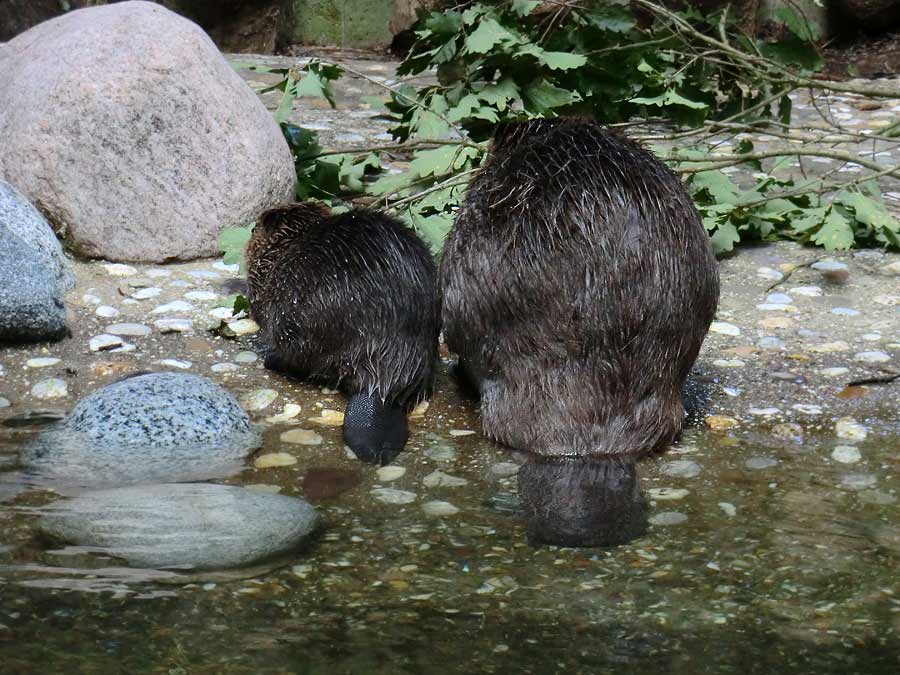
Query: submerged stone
23 373 260 490
39 483 318 570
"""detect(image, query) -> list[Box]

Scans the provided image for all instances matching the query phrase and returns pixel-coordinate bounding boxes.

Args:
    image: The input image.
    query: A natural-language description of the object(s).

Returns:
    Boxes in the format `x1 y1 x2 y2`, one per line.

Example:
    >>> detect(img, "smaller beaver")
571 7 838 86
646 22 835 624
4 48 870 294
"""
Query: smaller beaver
246 204 439 465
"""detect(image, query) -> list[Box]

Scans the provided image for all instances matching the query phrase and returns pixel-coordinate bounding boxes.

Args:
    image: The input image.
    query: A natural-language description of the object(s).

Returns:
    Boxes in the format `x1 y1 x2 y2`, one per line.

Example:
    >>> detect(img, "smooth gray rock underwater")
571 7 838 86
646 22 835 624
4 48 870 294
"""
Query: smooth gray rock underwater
24 372 261 490
0 0 295 262
0 181 72 343
39 483 320 570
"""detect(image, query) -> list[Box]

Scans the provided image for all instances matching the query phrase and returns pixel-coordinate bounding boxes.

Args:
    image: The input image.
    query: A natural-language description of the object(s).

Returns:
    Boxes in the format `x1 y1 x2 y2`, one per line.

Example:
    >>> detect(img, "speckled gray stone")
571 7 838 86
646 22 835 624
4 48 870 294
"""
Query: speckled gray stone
0 182 73 343
39 483 319 570
24 373 261 489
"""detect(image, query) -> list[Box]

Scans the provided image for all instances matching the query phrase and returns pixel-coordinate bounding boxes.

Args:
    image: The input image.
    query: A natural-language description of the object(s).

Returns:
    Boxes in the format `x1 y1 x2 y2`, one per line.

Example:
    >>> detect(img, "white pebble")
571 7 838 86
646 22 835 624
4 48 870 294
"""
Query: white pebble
832 446 861 464
226 319 259 336
854 351 890 363
650 511 688 526
0 397 10 408
151 301 194 314
184 290 219 301
25 357 60 368
718 502 737 517
830 307 859 316
713 359 745 368
422 470 469 488
81 293 101 305
756 267 782 280
791 404 822 415
745 456 778 470
709 321 740 336
756 303 793 311
95 305 119 318
156 359 192 369
132 287 162 300
835 417 868 441
841 473 876 490
661 459 701 478
89 334 124 352
648 487 689 501
449 429 475 436
103 263 137 276
187 270 221 280
422 500 459 516
789 286 822 297
819 367 849 377
861 333 881 341
748 407 780 416
234 351 258 363
146 269 171 278
241 388 278 411
490 462 520 477
765 293 792 305
154 318 192 333
105 323 151 337
264 404 302 424
31 378 68 399
376 466 407 482
209 307 234 320
211 362 239 373
371 488 417 505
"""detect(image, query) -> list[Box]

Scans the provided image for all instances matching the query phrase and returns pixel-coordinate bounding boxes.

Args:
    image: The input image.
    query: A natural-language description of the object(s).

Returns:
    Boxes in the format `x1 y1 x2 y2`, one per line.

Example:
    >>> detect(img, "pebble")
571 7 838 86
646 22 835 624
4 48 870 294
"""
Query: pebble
152 301 194 314
31 378 68 399
791 404 822 415
879 261 900 275
234 351 258 363
225 319 259 336
306 409 344 426
745 456 778 470
811 260 850 283
449 429 475 437
264 404 302 424
95 305 119 318
765 293 792 304
771 423 803 442
661 459 701 478
105 323 151 337
209 307 234 320
254 452 297 468
422 500 459 516
854 351 890 363
790 286 822 297
132 287 162 300
146 269 171 278
861 333 881 341
758 316 793 329
713 359 745 368
756 267 783 280
835 417 868 441
89 334 123 352
718 502 737 517
241 389 278 411
422 470 469 488
648 487 689 501
157 359 192 369
756 303 794 311
187 270 220 280
210 363 239 373
424 444 456 462
748 407 780 416
375 466 406 481
82 293 101 305
873 294 900 306
184 291 218 301
756 336 785 350
490 462 520 477
809 341 850 353
709 321 741 336
832 445 861 464
0 397 9 408
103 263 137 276
858 490 895 505
371 487 416 505
25 357 60 368
705 415 739 430
830 307 859 316
280 429 323 446
841 473 877 490
154 318 193 333
819 367 849 377
650 511 688 526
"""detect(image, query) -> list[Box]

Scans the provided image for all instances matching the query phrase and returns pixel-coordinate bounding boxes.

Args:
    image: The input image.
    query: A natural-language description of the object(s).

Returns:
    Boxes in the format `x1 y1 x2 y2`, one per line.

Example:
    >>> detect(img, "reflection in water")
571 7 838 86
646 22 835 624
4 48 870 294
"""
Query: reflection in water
518 457 648 547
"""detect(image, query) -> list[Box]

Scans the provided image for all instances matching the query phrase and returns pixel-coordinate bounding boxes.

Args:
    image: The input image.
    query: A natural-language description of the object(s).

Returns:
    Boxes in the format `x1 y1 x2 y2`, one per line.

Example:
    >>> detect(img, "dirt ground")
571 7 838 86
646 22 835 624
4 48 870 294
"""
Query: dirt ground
823 29 900 80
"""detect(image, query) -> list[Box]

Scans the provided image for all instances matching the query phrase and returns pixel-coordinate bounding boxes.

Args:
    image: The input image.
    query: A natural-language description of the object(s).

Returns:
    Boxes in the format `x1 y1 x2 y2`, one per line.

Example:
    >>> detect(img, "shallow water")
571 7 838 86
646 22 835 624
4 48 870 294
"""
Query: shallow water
0 366 897 674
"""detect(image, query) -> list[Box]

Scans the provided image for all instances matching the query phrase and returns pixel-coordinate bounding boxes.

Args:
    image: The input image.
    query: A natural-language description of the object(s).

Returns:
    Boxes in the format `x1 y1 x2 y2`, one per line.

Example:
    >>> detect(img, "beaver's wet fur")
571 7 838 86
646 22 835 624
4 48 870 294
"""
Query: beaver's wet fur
246 203 439 464
440 118 719 458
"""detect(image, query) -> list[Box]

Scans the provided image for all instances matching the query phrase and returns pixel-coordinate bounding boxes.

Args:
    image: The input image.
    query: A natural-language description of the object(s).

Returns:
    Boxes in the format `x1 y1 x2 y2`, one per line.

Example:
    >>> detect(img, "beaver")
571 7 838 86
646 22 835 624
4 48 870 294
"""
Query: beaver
246 203 439 465
440 118 719 458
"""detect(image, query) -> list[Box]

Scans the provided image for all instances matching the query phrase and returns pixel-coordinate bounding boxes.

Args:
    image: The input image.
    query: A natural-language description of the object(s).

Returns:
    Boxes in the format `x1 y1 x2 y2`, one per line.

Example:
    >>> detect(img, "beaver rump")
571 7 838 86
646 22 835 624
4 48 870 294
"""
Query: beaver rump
246 203 439 464
439 118 720 458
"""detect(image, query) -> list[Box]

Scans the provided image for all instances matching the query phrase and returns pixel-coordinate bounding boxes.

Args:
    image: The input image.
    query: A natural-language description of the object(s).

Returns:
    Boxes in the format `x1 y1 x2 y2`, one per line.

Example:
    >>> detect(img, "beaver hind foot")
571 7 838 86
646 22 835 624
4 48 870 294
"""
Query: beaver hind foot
343 394 409 466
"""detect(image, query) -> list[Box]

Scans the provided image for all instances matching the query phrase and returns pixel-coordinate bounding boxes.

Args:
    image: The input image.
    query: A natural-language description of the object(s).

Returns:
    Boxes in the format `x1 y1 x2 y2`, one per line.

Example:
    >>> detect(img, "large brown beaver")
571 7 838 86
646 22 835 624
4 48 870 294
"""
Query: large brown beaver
246 204 439 464
440 118 719 458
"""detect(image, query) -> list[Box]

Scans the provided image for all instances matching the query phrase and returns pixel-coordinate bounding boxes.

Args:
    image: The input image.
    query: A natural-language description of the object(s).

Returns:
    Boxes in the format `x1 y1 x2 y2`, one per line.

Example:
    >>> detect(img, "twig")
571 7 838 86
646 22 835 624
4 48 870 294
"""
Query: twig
765 256 824 292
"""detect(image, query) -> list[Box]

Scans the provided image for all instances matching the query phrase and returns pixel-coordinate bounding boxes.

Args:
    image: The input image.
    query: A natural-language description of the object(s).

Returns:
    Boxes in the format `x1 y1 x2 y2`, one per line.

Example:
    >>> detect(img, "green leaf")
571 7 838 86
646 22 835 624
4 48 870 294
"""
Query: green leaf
691 171 740 204
425 10 463 35
410 145 479 178
294 70 336 108
774 6 820 42
811 209 854 250
464 19 515 54
409 211 454 253
524 80 581 112
841 192 899 231
370 172 414 198
710 222 741 255
274 82 296 123
790 206 828 233
517 45 588 71
511 0 540 17
631 90 708 110
586 7 636 33
477 78 519 111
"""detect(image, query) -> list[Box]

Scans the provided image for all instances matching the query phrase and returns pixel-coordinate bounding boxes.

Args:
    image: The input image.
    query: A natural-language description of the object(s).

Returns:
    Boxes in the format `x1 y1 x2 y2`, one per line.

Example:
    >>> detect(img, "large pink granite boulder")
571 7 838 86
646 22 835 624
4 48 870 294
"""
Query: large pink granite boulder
0 1 295 262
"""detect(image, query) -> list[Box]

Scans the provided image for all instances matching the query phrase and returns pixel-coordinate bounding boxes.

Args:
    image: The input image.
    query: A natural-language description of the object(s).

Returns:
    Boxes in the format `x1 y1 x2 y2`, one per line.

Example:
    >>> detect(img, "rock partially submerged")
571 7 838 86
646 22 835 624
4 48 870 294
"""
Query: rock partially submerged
0 1 295 262
0 180 73 343
23 373 261 490
39 483 319 570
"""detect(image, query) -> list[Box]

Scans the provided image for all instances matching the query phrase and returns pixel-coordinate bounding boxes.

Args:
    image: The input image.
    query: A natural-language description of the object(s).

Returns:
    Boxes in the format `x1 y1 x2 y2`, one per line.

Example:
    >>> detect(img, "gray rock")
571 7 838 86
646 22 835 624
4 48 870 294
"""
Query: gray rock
0 180 74 290
24 372 261 490
0 1 295 262
0 181 72 343
39 483 319 570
